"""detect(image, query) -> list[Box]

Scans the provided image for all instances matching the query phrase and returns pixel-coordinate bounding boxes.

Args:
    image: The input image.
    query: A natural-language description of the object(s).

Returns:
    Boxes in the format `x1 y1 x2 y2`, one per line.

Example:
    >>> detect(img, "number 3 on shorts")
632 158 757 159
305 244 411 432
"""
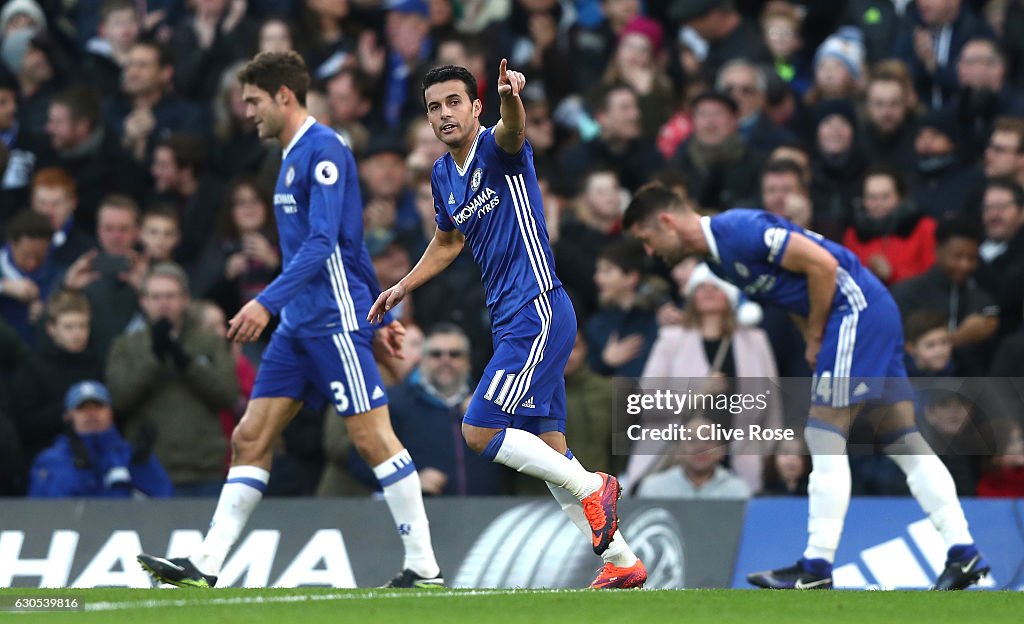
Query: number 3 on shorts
330 381 349 412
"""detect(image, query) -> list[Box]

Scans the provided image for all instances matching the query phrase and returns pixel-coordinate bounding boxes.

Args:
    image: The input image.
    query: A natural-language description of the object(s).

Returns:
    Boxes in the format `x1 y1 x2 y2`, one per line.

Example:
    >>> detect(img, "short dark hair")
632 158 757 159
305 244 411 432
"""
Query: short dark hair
589 81 636 115
622 184 687 230
98 193 140 224
7 209 54 242
904 309 949 344
960 37 1006 65
425 321 470 350
142 203 181 228
0 71 20 95
100 0 135 21
762 158 807 190
984 176 1024 208
935 215 984 246
421 64 478 108
155 133 206 174
51 85 102 129
132 38 172 68
691 91 739 116
238 51 309 107
992 116 1024 152
326 66 372 100
863 164 908 198
597 239 646 275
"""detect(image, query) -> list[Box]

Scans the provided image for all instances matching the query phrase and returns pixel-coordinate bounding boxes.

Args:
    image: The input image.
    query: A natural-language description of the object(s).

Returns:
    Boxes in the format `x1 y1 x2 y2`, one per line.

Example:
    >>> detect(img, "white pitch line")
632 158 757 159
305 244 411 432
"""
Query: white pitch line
84 589 592 612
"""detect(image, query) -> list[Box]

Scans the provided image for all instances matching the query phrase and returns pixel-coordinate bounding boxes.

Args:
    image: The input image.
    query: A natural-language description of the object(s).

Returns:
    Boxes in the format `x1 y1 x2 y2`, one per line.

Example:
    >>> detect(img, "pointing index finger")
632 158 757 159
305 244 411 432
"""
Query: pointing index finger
499 58 507 79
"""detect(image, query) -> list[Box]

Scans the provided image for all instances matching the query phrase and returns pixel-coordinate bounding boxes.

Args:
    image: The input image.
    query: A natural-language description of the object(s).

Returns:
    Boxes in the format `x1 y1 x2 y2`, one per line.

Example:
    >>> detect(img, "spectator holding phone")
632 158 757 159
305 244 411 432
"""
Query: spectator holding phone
62 194 148 360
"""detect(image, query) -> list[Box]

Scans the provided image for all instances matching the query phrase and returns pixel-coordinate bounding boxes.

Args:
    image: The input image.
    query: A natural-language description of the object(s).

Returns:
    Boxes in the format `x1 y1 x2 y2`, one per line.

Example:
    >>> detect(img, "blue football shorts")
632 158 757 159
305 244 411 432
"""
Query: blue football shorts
811 289 914 409
251 326 388 416
464 287 576 435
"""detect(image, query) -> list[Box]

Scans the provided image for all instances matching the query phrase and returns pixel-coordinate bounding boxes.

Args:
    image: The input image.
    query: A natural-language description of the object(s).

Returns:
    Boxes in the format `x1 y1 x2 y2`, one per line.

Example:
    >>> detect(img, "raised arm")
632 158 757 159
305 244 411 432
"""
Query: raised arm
779 232 838 368
493 58 526 155
367 227 465 324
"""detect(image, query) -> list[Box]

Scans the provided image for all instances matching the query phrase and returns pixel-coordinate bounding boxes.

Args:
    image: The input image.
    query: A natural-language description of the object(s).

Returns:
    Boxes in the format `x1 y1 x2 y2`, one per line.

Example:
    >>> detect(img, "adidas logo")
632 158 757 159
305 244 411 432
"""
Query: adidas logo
853 382 870 397
521 396 535 409
448 192 456 205
372 386 385 400
832 518 997 589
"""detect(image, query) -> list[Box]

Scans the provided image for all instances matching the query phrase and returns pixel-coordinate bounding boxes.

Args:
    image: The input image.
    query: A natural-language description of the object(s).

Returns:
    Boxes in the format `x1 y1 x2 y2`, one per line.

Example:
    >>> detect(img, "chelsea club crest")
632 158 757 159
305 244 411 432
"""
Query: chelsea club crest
471 167 483 191
285 166 296 187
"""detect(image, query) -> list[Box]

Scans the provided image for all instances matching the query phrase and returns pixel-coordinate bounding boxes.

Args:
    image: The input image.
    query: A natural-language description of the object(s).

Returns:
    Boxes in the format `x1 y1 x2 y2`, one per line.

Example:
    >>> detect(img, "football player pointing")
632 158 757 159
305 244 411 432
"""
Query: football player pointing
368 60 647 589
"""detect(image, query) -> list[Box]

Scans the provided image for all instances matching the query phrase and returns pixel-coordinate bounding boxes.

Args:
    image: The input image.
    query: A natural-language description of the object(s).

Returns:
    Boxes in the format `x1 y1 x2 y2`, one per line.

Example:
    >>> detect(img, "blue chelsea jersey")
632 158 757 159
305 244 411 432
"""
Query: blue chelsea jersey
702 209 890 316
256 117 388 337
432 126 561 329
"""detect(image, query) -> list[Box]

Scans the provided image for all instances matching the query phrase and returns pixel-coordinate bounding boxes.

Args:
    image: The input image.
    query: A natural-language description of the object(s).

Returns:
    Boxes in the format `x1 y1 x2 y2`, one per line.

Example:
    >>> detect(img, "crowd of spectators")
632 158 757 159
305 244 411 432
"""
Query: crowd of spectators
1 0 1022 500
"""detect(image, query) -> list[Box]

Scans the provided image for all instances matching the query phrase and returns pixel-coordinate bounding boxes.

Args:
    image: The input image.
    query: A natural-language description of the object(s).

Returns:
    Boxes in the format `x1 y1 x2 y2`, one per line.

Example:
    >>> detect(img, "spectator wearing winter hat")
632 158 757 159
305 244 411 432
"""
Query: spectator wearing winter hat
805 26 865 108
911 107 986 220
0 0 46 36
892 0 993 109
631 262 777 493
809 98 866 240
598 15 674 139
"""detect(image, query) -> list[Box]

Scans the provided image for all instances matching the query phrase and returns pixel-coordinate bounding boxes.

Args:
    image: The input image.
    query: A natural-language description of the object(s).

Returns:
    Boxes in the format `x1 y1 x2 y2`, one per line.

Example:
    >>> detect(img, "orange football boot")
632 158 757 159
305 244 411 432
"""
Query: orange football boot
589 560 648 589
580 472 621 555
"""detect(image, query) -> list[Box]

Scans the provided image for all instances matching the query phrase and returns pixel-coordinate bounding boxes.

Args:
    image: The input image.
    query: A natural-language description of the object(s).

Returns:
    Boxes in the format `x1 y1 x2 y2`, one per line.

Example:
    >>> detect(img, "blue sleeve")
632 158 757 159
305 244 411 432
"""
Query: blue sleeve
257 147 347 315
483 127 530 169
712 211 791 266
27 449 84 498
432 169 455 232
131 457 175 498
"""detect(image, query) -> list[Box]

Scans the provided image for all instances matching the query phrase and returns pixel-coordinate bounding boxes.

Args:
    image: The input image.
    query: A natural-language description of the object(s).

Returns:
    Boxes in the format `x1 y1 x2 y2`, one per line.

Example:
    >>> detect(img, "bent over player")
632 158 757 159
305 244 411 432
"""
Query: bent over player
623 185 988 591
138 51 442 589
367 61 646 589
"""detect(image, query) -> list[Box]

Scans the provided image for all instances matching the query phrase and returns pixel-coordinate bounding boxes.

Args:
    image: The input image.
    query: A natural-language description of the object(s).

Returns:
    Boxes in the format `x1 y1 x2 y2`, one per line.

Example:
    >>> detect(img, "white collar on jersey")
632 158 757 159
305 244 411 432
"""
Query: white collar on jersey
282 115 317 160
452 125 487 177
699 215 721 264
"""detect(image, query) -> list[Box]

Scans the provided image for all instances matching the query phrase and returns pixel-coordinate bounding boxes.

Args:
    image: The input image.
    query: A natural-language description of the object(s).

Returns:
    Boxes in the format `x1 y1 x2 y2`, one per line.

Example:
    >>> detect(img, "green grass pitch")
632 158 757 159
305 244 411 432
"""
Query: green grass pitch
1 587 1020 623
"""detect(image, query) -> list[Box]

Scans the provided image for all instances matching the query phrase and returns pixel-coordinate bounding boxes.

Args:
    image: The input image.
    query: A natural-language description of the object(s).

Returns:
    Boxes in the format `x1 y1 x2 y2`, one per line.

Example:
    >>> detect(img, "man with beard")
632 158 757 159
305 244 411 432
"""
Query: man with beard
669 91 766 211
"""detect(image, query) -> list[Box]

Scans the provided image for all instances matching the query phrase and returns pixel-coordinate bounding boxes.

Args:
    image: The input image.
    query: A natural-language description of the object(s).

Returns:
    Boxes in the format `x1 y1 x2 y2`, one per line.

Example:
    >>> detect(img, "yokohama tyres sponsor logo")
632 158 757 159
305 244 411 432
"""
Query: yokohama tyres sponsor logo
453 188 499 225
0 529 357 588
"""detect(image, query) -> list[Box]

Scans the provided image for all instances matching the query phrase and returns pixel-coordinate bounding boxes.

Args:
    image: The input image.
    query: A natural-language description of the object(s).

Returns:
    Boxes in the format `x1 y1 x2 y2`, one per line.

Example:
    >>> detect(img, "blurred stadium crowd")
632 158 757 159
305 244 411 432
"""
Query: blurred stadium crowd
0 0 1022 501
